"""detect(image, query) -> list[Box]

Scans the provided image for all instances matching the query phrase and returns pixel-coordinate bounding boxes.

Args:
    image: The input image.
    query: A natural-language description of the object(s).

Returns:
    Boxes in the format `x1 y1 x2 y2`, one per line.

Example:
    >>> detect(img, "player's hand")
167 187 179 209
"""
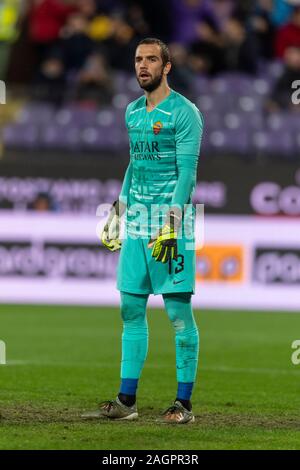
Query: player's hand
148 224 178 263
101 200 124 252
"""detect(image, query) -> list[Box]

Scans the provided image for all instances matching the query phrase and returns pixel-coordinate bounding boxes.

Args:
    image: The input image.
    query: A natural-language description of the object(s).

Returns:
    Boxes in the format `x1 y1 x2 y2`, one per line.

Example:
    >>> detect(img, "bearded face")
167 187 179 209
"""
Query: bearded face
135 44 169 92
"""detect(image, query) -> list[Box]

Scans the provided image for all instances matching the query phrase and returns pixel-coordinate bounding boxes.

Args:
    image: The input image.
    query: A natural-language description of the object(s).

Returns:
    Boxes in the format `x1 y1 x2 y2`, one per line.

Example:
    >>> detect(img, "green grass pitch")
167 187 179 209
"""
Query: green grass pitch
0 304 300 450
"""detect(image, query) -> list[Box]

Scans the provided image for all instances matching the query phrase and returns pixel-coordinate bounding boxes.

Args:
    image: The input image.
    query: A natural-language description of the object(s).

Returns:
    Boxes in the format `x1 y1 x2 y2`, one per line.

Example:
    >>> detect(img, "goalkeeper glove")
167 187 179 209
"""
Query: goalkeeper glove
101 200 125 252
148 209 181 263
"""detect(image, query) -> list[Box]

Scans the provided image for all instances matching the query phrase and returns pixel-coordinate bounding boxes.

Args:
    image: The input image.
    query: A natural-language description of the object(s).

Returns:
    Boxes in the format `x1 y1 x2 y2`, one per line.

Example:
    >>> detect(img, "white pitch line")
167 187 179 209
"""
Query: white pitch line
202 365 300 376
5 360 300 376
6 360 110 367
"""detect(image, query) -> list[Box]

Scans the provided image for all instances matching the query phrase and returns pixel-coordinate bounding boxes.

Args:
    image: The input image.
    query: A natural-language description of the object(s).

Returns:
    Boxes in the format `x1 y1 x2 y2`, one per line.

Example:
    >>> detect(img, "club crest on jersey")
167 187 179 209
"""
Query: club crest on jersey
153 121 163 135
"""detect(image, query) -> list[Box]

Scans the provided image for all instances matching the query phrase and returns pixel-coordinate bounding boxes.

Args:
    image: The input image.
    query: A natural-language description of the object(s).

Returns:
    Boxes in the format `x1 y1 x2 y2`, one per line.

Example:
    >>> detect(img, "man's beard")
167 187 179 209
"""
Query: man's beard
137 69 164 92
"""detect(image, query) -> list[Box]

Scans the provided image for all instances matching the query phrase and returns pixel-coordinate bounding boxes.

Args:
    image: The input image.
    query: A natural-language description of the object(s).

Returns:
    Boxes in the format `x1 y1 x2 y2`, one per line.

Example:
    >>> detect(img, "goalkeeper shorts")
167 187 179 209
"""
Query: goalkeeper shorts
117 234 196 295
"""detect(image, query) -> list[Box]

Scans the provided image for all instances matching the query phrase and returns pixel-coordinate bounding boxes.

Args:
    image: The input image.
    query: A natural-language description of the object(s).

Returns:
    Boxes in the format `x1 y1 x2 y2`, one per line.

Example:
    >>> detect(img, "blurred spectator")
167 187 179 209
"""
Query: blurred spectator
28 0 77 63
73 52 113 106
88 14 113 41
251 0 276 59
5 3 37 83
188 14 224 75
76 0 97 18
275 6 300 57
29 192 56 211
74 0 115 42
188 42 224 76
271 0 295 27
134 0 171 42
61 13 94 72
31 51 66 106
125 2 149 39
93 0 122 15
210 0 236 29
222 15 258 74
171 0 216 46
102 15 138 72
168 43 195 96
267 45 300 111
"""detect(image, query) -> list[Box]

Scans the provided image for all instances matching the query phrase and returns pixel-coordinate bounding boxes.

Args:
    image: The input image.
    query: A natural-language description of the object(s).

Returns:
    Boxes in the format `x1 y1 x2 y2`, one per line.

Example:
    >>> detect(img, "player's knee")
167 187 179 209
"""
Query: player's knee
170 314 198 336
163 295 196 333
121 306 144 323
163 293 192 325
169 314 185 332
120 294 146 323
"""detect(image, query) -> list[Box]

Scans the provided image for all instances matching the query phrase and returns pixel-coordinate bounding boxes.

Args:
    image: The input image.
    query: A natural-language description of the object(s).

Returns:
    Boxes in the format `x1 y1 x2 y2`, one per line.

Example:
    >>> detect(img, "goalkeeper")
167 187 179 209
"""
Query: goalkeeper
88 38 203 424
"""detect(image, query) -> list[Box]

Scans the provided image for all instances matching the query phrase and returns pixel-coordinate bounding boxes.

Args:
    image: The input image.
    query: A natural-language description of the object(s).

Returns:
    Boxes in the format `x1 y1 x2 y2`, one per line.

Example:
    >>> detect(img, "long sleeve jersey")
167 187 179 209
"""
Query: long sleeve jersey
119 89 204 238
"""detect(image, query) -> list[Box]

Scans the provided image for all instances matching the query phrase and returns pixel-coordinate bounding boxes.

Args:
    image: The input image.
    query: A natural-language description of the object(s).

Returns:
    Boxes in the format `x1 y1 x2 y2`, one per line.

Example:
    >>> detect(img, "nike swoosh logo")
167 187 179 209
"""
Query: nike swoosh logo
173 280 185 285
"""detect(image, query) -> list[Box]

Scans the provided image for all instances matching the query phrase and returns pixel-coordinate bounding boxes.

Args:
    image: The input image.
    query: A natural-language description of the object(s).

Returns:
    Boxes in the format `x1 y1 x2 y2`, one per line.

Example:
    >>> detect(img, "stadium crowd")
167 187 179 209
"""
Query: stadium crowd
0 0 299 110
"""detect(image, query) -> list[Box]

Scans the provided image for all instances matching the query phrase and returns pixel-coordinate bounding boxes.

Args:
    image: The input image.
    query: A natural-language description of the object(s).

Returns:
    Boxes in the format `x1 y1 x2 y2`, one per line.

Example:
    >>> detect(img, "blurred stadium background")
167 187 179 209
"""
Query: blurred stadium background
0 0 300 310
1 0 300 451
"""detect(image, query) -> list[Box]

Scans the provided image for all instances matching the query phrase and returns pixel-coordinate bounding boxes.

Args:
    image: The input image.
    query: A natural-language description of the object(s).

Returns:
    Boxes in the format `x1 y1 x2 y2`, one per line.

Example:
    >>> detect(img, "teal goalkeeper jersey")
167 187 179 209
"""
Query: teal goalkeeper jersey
120 89 204 238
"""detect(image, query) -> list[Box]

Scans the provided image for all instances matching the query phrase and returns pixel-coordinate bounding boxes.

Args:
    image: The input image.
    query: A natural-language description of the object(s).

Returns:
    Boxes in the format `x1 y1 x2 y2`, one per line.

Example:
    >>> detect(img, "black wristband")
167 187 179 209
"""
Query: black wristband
165 207 182 231
112 200 126 217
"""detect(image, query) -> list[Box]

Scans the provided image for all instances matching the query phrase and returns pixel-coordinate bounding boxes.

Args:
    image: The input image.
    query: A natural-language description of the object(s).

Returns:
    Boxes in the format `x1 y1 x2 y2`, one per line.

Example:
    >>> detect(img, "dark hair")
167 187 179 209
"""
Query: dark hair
137 38 171 66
